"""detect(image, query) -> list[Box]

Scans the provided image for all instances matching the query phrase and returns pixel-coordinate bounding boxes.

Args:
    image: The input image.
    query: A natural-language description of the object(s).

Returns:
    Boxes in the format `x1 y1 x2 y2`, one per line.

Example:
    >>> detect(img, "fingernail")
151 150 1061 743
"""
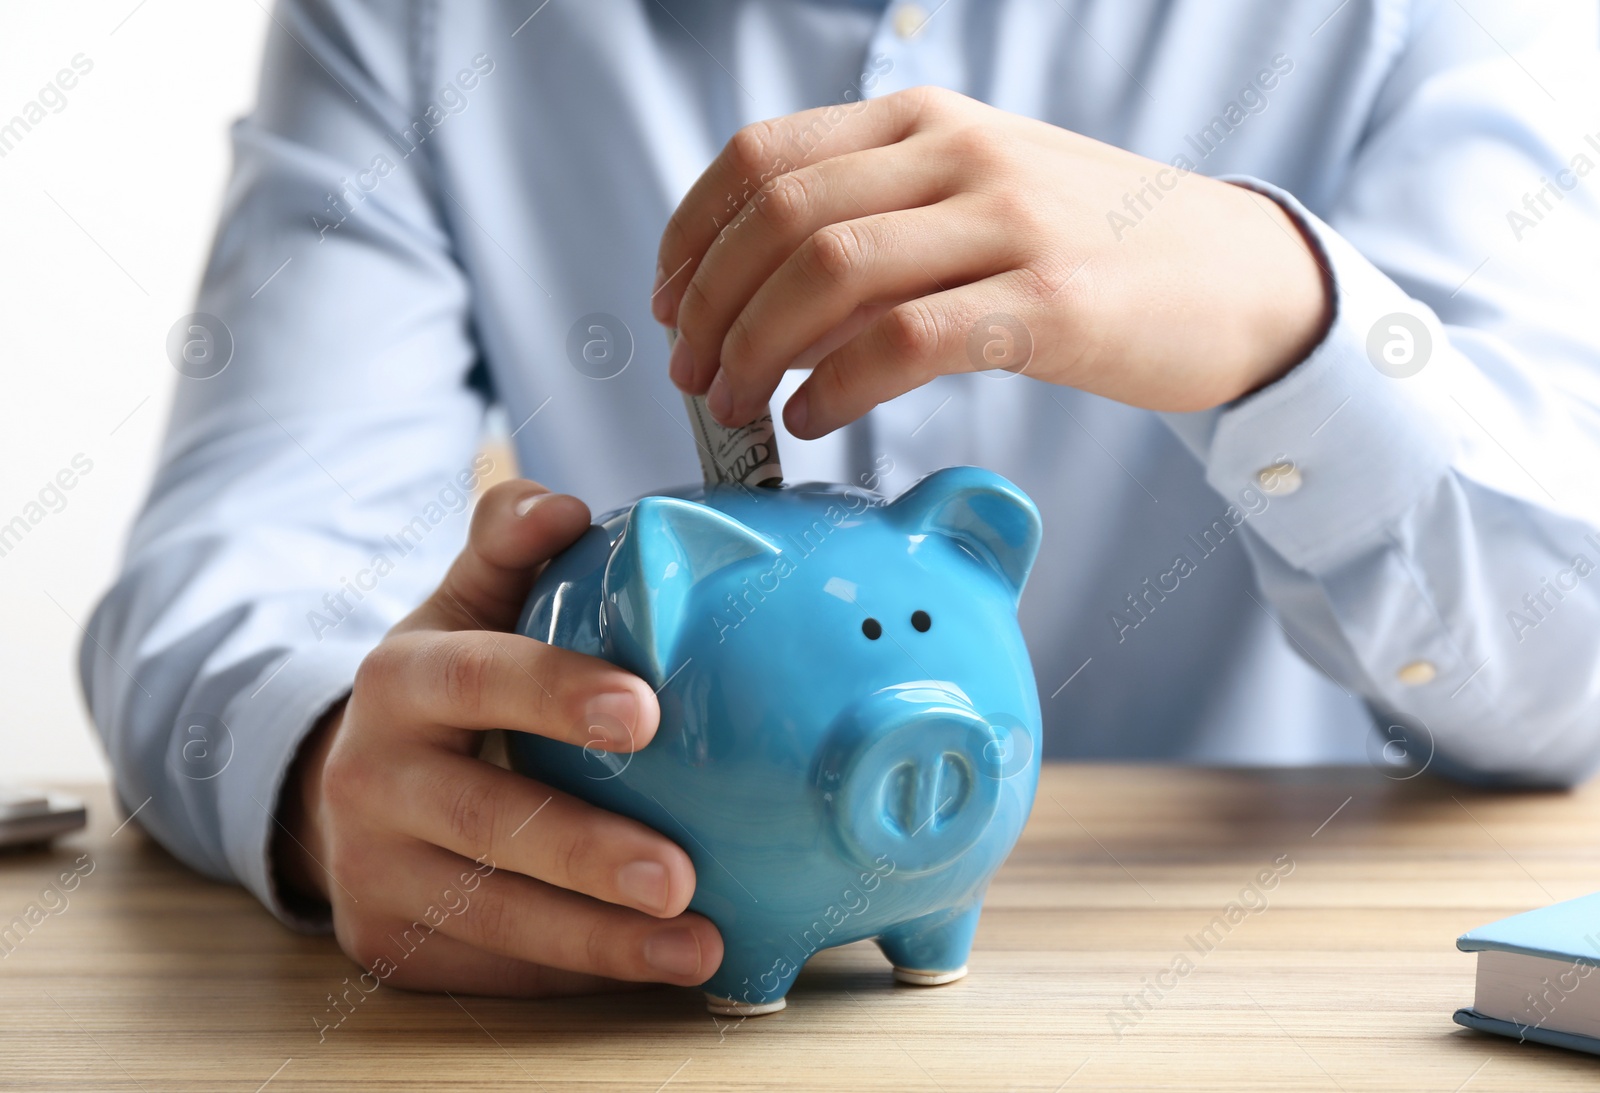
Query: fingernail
784 388 809 436
668 335 693 389
514 492 550 517
583 690 639 749
644 927 703 978
616 860 670 915
707 370 732 422
650 264 671 323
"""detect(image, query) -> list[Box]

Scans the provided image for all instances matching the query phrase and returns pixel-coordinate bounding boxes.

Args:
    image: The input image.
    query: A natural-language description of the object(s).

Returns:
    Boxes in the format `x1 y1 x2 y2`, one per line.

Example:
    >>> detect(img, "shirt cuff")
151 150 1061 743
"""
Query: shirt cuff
1160 175 1459 574
215 642 369 934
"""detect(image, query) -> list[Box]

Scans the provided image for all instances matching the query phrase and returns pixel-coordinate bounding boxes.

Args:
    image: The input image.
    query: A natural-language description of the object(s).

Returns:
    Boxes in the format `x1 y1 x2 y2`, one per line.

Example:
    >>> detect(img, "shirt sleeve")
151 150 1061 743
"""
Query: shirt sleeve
1162 3 1600 785
79 0 485 929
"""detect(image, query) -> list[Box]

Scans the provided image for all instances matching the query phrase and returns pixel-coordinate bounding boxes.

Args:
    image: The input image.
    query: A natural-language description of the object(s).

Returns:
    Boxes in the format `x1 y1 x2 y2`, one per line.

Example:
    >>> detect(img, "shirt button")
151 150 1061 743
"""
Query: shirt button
1396 660 1437 686
893 3 928 39
1257 461 1302 496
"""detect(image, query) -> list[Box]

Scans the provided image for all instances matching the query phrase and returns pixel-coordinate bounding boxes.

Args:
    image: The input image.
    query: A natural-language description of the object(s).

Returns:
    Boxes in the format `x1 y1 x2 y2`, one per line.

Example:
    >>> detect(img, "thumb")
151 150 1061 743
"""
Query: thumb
403 479 593 634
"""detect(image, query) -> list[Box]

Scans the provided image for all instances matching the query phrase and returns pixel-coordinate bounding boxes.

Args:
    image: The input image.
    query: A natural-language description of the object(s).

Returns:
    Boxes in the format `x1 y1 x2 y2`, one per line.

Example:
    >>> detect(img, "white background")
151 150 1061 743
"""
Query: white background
0 2 270 781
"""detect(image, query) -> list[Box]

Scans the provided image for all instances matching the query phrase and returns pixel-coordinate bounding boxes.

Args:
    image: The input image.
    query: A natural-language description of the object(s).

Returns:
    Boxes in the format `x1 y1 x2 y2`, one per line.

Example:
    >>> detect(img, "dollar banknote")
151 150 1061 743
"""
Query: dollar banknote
667 328 783 488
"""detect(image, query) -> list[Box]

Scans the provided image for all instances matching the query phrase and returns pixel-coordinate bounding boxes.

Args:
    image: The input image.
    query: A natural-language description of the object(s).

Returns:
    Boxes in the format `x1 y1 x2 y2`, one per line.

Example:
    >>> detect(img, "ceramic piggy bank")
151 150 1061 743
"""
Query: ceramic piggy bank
508 466 1043 1015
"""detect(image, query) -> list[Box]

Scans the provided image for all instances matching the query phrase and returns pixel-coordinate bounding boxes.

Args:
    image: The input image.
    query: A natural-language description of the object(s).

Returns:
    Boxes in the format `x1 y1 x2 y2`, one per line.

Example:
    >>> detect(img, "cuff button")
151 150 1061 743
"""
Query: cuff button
1256 461 1302 496
1396 660 1437 686
893 3 928 39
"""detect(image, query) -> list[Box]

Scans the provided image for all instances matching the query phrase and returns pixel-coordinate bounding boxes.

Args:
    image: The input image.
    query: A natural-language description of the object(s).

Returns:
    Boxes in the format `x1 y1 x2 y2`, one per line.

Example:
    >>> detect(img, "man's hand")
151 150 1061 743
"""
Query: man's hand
274 480 723 996
654 86 1331 437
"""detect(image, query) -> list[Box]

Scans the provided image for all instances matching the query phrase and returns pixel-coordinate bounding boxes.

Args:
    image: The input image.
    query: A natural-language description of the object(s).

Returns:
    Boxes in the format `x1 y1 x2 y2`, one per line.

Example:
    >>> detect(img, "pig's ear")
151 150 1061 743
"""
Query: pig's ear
888 467 1042 605
601 497 780 682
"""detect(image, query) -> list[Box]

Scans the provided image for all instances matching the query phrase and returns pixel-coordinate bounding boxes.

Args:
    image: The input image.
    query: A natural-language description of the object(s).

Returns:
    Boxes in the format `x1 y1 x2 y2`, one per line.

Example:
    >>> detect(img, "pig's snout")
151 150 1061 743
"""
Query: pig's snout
817 684 1009 875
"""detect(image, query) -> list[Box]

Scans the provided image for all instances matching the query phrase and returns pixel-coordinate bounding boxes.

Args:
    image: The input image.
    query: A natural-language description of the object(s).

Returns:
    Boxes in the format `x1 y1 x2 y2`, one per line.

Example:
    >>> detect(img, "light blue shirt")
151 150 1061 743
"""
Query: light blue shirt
81 0 1600 928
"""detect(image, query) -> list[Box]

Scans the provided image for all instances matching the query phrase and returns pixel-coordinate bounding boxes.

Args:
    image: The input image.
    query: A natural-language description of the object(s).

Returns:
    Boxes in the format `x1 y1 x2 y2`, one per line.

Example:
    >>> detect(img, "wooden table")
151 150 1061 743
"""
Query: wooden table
3 766 1598 1091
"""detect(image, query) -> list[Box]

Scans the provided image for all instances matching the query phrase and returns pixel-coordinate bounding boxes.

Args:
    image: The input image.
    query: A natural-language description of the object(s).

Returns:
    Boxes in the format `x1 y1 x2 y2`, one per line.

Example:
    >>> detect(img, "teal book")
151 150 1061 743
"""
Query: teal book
1455 892 1600 1056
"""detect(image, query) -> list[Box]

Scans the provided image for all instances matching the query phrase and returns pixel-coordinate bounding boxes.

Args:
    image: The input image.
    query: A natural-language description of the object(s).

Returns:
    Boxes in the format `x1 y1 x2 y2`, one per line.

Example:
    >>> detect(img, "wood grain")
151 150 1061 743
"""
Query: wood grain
3 765 1597 1091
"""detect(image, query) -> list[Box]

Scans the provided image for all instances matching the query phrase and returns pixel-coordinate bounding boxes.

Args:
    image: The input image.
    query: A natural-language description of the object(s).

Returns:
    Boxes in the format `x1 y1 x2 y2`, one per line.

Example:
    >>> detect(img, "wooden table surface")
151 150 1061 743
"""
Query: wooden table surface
4 765 1598 1092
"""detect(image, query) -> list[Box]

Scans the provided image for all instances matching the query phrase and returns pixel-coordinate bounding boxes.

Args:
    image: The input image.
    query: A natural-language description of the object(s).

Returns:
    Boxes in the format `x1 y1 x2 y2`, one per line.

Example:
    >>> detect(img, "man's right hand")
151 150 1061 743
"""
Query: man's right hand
274 479 724 996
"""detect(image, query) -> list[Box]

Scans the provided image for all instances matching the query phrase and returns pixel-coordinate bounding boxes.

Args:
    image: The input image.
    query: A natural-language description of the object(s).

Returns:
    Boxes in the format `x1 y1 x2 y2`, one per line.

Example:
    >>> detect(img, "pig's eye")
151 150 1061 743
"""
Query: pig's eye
911 610 931 632
861 618 883 640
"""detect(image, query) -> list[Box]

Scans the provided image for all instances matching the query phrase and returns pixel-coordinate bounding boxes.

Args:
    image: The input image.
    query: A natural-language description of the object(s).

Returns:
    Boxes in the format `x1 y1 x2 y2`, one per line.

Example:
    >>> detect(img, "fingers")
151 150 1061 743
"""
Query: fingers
671 138 952 398
349 628 660 751
707 196 1014 426
355 841 724 986
407 479 593 635
379 754 697 918
787 269 1058 438
654 89 940 330
339 917 642 998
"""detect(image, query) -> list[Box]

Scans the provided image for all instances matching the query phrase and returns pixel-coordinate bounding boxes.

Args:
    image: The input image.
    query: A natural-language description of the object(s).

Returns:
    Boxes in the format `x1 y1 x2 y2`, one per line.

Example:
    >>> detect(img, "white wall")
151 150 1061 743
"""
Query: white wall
0 3 270 781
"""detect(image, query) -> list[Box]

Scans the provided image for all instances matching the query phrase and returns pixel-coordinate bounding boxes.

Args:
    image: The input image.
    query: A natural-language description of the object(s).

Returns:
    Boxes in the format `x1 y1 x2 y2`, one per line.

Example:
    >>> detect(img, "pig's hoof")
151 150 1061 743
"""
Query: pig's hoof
893 964 968 986
704 993 786 1016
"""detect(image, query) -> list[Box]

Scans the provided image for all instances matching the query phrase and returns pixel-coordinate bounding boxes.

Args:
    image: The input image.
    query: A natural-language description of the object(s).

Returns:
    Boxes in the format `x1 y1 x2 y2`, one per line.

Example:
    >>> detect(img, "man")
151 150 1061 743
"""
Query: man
83 0 1600 998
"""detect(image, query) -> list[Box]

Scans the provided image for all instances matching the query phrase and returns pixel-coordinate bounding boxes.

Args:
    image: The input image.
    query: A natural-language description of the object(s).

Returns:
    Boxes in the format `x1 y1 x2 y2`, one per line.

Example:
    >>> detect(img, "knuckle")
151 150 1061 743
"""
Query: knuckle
676 275 714 332
813 356 856 408
948 124 1004 163
583 917 626 977
758 172 813 233
881 300 942 362
351 643 397 707
444 775 500 853
553 825 599 889
986 186 1035 230
722 311 761 370
319 747 366 814
437 640 493 719
321 830 363 892
466 882 515 953
726 121 777 178
903 84 957 122
1016 201 1050 243
808 223 870 287
1013 263 1057 307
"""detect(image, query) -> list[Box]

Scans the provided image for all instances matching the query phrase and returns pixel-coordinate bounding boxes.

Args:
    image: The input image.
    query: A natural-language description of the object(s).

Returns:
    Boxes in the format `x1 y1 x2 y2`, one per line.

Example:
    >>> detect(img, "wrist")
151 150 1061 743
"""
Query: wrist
1230 182 1334 400
272 697 344 907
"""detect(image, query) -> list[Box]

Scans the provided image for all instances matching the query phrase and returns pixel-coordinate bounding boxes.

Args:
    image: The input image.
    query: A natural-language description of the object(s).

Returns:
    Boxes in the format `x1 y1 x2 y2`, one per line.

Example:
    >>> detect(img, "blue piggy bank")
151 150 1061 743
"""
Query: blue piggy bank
509 466 1043 1014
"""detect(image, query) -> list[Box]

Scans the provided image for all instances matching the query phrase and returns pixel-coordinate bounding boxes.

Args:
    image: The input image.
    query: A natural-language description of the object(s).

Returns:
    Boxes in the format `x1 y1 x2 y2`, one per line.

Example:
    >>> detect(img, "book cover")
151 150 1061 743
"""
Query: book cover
1454 892 1600 1056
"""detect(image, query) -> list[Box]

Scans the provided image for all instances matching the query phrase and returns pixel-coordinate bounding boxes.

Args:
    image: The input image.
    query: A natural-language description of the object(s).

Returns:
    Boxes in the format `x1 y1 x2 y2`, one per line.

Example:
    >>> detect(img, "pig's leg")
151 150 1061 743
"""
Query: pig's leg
875 902 983 985
701 942 805 1016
